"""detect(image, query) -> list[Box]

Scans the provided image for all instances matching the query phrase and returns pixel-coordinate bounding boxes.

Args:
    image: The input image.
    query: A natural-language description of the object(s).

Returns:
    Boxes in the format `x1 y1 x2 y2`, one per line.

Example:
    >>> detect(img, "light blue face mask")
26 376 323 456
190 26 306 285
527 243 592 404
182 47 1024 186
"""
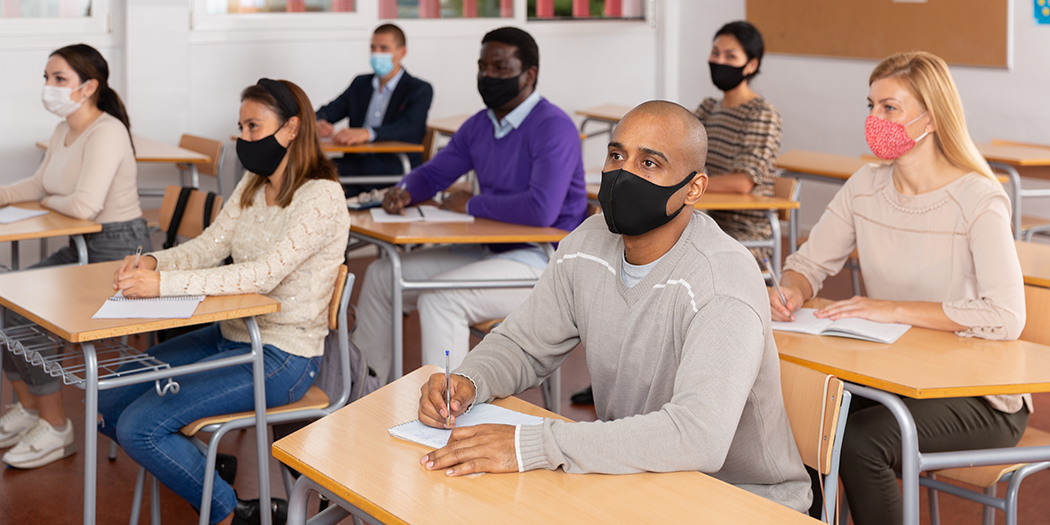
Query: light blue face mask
370 53 394 77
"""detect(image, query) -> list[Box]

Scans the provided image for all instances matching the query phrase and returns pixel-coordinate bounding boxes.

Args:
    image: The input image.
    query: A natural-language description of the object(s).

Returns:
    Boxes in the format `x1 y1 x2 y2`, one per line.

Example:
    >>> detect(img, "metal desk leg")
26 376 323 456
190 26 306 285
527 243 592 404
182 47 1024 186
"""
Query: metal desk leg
989 161 1023 239
83 341 99 525
397 153 411 175
843 383 921 525
766 209 782 276
789 205 799 255
189 164 200 189
73 235 89 265
11 240 19 270
246 317 272 525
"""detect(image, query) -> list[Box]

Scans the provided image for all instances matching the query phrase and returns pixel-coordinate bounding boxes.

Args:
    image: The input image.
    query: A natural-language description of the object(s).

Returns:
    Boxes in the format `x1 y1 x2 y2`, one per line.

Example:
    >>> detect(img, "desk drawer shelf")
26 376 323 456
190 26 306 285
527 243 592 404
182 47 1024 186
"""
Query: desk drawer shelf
1 324 171 388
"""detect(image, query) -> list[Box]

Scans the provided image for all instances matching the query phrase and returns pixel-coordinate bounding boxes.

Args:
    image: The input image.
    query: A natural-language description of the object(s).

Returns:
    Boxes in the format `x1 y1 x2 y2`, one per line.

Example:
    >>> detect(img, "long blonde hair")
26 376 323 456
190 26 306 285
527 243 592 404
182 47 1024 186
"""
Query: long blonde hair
869 52 996 182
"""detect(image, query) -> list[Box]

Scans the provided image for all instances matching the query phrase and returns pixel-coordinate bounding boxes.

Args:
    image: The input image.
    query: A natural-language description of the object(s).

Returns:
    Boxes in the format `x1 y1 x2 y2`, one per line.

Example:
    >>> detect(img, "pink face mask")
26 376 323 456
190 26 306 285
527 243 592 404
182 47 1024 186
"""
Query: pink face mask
865 112 930 160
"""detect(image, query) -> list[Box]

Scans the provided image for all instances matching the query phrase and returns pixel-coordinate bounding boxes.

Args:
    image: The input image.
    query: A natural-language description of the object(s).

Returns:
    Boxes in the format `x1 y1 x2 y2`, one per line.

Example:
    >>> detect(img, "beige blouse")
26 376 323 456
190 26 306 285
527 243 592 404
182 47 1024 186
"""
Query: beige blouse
152 175 350 358
0 113 142 224
785 162 1029 414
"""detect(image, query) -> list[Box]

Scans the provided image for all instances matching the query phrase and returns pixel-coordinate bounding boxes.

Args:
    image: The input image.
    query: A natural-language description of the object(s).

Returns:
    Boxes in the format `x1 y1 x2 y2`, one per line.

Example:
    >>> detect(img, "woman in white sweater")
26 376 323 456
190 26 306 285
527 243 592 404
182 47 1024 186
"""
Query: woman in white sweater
771 52 1028 525
0 44 150 470
98 79 349 525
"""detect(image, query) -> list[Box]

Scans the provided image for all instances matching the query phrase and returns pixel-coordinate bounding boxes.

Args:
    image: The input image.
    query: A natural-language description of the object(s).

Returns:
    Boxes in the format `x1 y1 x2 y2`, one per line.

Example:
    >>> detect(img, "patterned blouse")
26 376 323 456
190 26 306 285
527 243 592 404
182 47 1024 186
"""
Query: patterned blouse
694 96 783 245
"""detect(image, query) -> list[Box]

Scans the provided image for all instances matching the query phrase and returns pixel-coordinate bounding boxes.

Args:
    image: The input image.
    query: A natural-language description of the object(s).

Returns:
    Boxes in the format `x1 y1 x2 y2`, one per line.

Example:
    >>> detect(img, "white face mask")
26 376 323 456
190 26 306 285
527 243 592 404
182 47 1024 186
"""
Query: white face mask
42 81 89 118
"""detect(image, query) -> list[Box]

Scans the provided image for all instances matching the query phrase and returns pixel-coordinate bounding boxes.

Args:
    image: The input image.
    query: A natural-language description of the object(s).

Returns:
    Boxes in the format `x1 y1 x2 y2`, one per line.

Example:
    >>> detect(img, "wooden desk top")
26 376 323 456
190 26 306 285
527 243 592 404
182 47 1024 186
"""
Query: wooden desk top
1017 240 1050 288
272 365 820 525
426 114 473 135
0 201 101 243
37 135 210 164
0 261 280 343
349 210 568 245
319 140 424 154
977 142 1050 167
776 300 1050 398
585 184 799 211
776 150 871 180
575 104 632 123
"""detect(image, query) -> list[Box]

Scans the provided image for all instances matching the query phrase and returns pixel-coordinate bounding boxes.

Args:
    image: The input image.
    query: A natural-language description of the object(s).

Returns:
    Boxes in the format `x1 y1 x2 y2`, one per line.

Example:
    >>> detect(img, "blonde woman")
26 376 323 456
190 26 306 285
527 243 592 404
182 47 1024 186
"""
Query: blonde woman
770 52 1028 525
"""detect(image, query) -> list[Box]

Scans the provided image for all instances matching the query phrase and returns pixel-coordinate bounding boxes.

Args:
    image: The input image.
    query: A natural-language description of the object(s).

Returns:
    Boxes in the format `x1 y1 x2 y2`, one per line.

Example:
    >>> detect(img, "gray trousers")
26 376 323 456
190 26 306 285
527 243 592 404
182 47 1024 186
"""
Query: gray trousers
840 395 1029 525
2 218 152 396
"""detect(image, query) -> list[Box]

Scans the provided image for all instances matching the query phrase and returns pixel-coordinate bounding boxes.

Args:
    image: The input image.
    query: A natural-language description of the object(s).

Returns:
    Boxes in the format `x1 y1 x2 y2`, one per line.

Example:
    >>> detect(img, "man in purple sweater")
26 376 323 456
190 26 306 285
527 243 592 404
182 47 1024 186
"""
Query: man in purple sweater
354 27 588 382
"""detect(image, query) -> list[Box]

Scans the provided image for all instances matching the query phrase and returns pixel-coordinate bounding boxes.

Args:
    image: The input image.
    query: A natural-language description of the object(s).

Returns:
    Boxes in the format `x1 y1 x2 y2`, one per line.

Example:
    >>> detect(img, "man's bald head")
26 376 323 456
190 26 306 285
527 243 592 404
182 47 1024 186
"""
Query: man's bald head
617 100 708 174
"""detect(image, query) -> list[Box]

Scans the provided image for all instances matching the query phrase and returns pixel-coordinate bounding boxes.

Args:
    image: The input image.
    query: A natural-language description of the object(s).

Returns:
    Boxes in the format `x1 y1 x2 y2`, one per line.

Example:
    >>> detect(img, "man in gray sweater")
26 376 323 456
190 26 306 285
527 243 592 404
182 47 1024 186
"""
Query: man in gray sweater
417 101 812 513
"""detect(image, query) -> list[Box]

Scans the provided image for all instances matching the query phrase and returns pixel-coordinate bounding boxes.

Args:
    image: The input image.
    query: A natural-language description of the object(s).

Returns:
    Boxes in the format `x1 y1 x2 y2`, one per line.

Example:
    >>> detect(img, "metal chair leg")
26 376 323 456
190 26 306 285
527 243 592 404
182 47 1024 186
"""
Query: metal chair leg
982 485 997 525
151 474 162 525
928 473 940 525
129 466 146 525
109 439 119 460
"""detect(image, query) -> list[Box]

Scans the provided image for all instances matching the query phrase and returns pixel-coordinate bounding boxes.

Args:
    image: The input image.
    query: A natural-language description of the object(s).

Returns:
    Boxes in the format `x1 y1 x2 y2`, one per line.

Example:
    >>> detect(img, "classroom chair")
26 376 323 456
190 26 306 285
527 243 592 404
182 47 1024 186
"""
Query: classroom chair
128 265 357 525
779 359 851 523
469 319 560 414
139 134 226 198
142 184 223 240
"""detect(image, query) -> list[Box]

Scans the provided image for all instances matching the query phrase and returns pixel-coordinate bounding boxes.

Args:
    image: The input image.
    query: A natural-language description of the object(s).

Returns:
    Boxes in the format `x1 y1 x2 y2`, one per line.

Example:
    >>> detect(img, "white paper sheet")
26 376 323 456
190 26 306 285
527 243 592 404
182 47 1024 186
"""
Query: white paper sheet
389 403 544 449
369 205 474 224
0 206 48 225
92 293 205 319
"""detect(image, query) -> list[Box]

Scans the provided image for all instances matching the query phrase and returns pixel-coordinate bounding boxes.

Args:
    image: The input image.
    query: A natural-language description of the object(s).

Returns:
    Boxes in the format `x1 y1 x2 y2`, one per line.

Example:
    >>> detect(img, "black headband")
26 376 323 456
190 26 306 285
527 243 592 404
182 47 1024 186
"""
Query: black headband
256 78 300 119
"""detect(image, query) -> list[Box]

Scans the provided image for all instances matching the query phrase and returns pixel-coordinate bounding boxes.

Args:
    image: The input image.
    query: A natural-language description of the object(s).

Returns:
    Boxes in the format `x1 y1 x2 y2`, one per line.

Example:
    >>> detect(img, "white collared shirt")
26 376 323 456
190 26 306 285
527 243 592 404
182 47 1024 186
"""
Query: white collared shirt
364 67 406 142
485 91 542 140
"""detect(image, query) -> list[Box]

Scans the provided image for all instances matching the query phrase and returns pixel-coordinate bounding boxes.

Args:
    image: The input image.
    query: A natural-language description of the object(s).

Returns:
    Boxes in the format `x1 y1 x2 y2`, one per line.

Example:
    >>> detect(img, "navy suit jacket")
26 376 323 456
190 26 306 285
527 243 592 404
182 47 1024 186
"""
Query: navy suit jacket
316 69 434 177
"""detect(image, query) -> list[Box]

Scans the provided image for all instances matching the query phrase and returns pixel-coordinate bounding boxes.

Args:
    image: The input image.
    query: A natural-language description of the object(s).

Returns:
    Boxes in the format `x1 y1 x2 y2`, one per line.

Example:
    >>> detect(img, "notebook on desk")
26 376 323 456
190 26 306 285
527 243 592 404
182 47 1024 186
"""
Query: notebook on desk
389 403 543 449
772 308 911 344
0 206 48 224
92 291 205 319
369 206 474 224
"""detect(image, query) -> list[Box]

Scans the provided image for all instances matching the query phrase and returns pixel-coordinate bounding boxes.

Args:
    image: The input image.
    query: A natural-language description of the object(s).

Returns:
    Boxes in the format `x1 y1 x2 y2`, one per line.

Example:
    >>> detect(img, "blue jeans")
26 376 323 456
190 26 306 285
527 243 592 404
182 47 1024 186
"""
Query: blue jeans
97 324 320 523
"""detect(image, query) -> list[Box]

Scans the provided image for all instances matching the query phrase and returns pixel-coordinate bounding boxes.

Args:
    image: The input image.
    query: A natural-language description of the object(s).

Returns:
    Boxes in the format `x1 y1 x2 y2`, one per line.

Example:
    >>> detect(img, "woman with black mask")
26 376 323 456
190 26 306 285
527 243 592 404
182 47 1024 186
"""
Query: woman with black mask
694 20 782 262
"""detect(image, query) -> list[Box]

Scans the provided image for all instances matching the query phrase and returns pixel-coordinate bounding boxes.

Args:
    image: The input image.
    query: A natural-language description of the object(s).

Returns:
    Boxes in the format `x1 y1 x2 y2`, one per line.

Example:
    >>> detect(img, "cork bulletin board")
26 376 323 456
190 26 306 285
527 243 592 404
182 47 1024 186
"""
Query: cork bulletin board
746 0 1009 68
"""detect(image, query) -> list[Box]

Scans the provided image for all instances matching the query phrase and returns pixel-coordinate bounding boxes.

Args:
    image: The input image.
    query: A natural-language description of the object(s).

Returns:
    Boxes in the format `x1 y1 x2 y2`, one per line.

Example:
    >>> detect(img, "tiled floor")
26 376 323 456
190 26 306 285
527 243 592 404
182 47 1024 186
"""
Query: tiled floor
0 257 1048 524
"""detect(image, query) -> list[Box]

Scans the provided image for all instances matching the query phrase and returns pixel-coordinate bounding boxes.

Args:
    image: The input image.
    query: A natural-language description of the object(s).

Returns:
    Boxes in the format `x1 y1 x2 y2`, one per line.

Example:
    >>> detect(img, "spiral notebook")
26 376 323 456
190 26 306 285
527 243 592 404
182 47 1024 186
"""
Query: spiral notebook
771 308 911 344
92 291 205 319
389 403 544 449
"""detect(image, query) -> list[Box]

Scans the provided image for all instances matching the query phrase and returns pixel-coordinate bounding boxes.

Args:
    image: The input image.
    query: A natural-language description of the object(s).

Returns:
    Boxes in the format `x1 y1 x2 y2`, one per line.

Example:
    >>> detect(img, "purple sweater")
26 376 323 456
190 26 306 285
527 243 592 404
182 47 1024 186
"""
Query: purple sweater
401 98 587 235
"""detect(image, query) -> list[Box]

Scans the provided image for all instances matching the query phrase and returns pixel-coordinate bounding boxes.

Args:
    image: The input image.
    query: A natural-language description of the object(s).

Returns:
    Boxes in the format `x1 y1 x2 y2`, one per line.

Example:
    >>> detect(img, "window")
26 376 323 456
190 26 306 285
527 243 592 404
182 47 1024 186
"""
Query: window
385 0 513 19
203 0 355 14
528 0 643 20
0 0 91 18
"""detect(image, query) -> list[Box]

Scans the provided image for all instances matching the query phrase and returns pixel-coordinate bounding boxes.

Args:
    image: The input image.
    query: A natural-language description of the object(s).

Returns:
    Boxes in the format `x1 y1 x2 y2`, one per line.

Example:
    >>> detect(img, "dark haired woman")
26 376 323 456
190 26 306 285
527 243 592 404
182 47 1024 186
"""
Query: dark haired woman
695 20 782 259
0 43 150 469
98 79 349 525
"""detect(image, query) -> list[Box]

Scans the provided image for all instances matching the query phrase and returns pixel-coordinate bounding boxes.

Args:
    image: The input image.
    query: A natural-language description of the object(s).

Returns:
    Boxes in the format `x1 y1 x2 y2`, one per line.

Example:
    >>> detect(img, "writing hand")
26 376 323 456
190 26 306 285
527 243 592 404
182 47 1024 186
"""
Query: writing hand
420 424 518 477
419 372 475 429
114 254 157 290
382 187 412 215
769 284 805 322
816 296 899 323
116 268 161 298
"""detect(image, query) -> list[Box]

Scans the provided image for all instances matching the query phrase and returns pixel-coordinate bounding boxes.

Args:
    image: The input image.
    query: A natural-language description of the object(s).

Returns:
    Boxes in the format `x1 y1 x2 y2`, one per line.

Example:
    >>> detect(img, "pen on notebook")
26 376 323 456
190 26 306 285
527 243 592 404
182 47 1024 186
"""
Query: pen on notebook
764 257 789 309
445 350 451 427
132 245 143 269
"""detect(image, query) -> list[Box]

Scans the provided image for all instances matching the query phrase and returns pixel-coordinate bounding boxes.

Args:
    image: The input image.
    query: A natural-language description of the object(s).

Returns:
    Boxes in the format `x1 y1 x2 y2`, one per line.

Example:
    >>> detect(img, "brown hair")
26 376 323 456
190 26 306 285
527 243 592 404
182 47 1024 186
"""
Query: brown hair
869 52 995 182
238 80 337 209
374 23 406 48
51 44 133 150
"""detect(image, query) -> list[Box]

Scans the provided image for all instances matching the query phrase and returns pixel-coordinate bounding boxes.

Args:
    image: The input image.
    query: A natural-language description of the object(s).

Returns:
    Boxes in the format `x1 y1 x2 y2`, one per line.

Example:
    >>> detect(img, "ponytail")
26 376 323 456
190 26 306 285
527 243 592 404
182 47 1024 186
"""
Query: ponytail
96 85 134 153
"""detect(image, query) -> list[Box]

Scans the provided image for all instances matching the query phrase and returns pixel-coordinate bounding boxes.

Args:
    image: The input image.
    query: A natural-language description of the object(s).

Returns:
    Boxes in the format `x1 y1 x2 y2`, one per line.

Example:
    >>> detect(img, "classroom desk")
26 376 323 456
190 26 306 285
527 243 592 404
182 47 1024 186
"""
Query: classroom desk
585 184 799 275
348 210 566 387
775 299 1050 525
0 201 101 269
0 261 281 525
37 134 210 188
976 142 1050 239
575 103 631 139
1016 240 1050 345
274 364 821 525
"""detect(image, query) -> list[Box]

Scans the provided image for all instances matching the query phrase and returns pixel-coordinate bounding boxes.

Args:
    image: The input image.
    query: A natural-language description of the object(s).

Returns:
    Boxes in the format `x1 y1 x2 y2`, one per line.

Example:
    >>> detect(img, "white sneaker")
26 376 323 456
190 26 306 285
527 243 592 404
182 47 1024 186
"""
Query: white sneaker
0 402 40 448
2 418 76 469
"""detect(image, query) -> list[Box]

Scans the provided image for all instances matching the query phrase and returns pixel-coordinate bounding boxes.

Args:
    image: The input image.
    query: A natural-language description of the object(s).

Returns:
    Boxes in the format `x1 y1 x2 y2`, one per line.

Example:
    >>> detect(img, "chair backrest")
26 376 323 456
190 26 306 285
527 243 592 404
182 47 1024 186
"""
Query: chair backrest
780 359 844 475
330 264 349 331
178 134 224 177
158 185 223 238
774 176 800 222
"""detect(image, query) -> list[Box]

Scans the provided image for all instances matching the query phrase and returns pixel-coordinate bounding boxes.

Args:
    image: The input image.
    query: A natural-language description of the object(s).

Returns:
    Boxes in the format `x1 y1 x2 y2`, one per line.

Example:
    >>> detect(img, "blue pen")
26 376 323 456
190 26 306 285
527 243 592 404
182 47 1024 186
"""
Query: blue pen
444 350 451 427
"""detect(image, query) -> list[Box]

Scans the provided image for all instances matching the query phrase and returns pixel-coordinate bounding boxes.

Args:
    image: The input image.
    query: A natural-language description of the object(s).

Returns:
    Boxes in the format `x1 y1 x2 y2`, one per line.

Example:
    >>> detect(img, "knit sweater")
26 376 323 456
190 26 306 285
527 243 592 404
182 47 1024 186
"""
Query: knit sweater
399 98 588 234
152 176 350 358
785 163 1030 413
457 211 813 513
0 113 141 224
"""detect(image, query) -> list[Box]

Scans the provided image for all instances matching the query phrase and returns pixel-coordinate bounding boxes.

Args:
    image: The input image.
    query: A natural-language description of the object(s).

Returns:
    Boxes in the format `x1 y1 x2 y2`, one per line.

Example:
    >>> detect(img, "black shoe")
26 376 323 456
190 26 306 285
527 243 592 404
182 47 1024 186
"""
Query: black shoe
231 497 288 525
216 452 238 486
570 385 594 405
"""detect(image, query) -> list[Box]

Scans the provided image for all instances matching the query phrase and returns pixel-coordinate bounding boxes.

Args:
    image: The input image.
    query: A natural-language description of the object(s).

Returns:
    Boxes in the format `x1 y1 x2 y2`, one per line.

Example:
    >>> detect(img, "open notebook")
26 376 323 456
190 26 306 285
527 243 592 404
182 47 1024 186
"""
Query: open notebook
772 308 911 344
0 206 48 225
92 291 205 319
389 403 544 449
369 205 474 224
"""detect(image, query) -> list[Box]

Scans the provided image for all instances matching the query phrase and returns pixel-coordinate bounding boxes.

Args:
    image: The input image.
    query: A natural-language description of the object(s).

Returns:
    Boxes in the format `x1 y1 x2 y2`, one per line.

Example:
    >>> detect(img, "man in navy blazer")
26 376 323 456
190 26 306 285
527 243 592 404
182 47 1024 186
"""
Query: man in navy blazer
316 23 434 197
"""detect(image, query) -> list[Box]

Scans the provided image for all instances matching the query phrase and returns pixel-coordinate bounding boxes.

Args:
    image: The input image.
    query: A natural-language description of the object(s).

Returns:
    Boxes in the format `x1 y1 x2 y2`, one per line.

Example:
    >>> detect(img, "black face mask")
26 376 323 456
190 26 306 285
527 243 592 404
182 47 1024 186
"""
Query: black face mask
477 73 523 110
597 168 697 236
709 62 749 92
236 131 287 178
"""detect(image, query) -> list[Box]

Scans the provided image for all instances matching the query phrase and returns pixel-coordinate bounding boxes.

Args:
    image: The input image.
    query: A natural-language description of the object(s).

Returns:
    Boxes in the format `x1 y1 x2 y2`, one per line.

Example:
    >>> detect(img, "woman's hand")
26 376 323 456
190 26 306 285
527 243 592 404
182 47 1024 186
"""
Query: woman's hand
816 296 900 323
113 254 157 290
769 284 806 322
